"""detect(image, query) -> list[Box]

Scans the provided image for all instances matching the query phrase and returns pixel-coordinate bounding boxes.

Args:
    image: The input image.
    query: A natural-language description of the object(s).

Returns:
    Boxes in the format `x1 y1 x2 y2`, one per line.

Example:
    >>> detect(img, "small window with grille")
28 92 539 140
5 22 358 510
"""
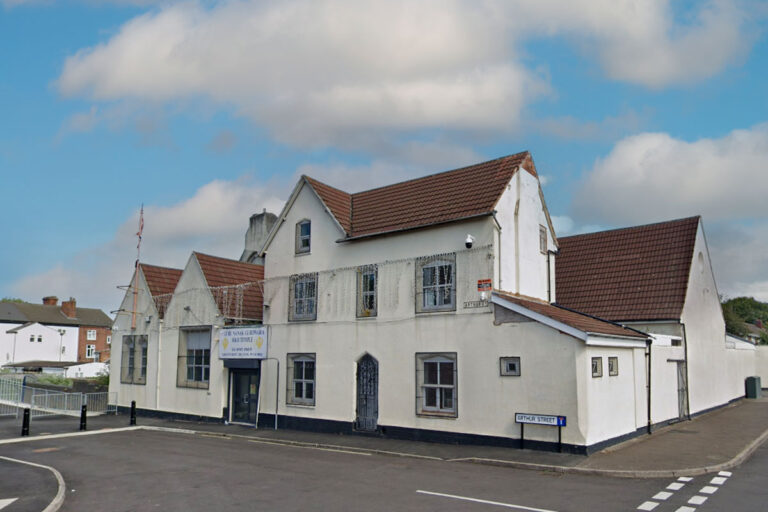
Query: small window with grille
539 225 547 254
289 273 318 321
592 357 603 378
500 357 521 376
608 357 619 376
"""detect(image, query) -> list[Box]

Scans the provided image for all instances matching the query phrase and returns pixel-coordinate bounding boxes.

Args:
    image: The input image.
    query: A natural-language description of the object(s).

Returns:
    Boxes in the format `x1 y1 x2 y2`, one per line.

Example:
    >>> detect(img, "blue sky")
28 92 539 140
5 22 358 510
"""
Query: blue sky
1 0 767 314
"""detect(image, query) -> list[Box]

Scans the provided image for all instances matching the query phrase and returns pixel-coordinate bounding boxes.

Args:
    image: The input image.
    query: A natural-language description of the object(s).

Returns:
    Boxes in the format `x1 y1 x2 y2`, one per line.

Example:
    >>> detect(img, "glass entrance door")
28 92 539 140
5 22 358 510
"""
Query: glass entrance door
231 369 260 425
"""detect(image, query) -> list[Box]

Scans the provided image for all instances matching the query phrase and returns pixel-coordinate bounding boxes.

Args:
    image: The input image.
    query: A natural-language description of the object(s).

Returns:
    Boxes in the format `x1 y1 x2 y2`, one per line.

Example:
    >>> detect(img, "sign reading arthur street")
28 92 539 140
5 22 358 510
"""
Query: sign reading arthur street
515 413 566 427
219 327 268 359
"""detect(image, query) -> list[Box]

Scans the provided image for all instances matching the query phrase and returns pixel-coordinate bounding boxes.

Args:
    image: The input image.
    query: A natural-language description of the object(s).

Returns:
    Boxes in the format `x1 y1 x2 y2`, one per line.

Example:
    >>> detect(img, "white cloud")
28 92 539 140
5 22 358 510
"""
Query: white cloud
9 177 285 314
55 0 757 148
573 123 768 224
707 221 768 302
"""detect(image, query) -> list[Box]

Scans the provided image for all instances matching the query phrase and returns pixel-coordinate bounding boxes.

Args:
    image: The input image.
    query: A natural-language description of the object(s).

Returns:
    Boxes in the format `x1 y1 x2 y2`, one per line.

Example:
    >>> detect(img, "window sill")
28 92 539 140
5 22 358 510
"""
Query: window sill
286 402 315 408
288 318 317 323
416 308 456 315
416 411 457 419
294 251 311 257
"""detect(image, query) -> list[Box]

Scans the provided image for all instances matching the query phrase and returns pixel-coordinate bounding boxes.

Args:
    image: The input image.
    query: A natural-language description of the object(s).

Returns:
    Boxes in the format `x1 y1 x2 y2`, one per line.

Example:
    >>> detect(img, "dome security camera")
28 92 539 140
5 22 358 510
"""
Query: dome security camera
465 234 475 249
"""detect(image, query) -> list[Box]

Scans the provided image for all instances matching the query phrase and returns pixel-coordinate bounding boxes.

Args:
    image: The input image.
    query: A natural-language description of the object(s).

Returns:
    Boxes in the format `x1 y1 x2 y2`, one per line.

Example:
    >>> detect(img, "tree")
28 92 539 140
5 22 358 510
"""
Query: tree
0 297 23 303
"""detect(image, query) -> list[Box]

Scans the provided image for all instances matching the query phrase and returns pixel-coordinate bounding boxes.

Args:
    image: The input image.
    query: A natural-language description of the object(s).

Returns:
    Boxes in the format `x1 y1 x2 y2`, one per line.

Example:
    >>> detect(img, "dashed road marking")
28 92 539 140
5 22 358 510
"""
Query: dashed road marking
0 499 17 510
718 471 732 477
709 476 727 485
652 491 672 500
637 501 659 511
674 507 695 512
699 486 718 495
677 476 693 482
688 495 708 505
666 482 685 491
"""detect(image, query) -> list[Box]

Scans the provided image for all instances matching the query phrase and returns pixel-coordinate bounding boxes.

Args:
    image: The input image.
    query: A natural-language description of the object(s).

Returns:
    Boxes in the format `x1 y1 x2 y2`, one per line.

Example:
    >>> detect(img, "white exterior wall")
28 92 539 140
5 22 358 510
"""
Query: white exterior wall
495 169 553 300
681 224 748 413
155 256 227 418
66 362 108 378
110 268 164 409
756 346 768 385
577 345 645 446
1 323 78 365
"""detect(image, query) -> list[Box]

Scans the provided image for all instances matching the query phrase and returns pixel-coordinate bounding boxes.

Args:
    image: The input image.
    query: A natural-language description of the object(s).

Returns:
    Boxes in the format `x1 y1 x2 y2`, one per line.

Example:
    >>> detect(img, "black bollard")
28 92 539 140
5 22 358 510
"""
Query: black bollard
21 408 30 436
79 404 87 431
130 400 137 426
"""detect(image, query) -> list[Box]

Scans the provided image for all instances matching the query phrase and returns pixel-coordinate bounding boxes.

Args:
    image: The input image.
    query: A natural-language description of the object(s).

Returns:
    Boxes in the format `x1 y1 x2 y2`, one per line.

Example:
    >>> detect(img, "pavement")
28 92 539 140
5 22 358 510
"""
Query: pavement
1 397 767 479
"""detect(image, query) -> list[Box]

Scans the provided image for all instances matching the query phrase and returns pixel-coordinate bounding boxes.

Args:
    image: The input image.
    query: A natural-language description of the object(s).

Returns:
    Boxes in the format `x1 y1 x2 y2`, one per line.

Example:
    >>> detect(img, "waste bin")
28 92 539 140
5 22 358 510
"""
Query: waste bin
745 376 762 399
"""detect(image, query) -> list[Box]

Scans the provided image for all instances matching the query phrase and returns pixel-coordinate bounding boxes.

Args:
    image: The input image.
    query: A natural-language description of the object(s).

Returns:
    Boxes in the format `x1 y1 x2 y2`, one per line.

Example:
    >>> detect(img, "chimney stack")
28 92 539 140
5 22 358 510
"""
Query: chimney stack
61 297 77 318
42 296 59 306
756 319 764 329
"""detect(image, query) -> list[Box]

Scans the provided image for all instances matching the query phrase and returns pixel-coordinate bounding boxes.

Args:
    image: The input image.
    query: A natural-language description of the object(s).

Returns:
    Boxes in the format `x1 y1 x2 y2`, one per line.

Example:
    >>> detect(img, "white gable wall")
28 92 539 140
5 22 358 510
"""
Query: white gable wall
157 254 227 418
110 267 163 409
495 169 553 300
682 223 753 413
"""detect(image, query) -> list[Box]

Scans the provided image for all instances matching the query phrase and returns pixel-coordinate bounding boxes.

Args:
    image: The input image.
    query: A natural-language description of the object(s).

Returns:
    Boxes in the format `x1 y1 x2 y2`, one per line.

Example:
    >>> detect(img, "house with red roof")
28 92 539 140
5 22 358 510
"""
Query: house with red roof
111 253 266 421
556 217 756 424
254 152 666 453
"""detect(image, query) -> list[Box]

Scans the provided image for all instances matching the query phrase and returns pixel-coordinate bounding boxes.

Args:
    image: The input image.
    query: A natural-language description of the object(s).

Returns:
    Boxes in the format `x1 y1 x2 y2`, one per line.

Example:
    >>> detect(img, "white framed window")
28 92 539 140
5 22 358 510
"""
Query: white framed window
287 353 315 406
608 357 619 376
357 265 377 318
86 344 96 359
416 254 456 313
539 225 547 254
121 335 148 385
500 356 521 376
289 273 317 321
37 335 42 343
591 357 603 378
86 329 97 341
106 335 112 345
416 353 457 417
29 335 34 343
177 328 210 389
295 219 311 254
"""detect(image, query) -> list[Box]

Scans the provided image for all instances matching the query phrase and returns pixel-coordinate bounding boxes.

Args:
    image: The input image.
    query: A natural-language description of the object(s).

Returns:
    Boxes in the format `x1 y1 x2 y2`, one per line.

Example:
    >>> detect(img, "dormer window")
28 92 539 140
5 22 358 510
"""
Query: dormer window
296 220 311 254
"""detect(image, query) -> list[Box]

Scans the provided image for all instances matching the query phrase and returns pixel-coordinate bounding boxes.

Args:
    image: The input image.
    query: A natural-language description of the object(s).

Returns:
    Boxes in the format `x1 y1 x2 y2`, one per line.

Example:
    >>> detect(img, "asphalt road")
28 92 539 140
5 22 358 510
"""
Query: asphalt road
0 429 765 512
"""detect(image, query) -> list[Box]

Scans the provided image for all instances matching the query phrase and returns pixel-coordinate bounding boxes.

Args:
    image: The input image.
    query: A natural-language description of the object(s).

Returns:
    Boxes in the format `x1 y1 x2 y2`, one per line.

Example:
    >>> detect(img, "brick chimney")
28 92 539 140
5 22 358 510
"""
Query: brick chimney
42 296 58 306
61 297 77 318
756 319 764 329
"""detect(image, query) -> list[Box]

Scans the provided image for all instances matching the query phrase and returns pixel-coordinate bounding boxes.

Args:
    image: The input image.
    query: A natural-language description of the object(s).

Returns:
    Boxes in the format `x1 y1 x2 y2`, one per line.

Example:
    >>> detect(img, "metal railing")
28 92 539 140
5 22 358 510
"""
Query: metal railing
0 376 117 418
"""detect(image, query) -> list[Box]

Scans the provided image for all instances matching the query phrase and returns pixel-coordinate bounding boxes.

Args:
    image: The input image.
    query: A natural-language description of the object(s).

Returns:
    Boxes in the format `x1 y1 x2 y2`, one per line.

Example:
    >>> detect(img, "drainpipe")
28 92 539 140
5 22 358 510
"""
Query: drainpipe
681 322 692 420
492 212 502 288
155 318 163 410
646 337 652 434
546 249 559 303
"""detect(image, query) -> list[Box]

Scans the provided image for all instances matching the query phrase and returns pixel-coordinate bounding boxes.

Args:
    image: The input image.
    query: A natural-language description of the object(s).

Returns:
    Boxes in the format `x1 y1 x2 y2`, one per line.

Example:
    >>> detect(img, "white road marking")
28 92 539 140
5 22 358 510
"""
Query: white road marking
688 495 708 505
674 507 695 512
0 456 65 512
709 476 727 485
0 499 17 510
247 439 371 456
637 501 659 511
416 490 558 512
666 482 685 491
718 471 732 477
677 476 693 482
700 486 719 494
652 491 672 500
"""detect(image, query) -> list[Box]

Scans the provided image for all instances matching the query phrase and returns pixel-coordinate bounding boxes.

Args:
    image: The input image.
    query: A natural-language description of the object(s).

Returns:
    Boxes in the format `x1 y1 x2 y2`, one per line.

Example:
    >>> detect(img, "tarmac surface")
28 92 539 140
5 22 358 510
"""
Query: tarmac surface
1 396 767 478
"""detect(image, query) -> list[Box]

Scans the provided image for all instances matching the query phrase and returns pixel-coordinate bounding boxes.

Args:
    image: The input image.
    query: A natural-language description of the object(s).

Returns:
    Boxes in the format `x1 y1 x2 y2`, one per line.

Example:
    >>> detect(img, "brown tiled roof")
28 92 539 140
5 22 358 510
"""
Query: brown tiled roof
494 291 647 339
10 303 112 327
555 217 700 322
139 263 182 297
304 152 537 239
193 252 264 322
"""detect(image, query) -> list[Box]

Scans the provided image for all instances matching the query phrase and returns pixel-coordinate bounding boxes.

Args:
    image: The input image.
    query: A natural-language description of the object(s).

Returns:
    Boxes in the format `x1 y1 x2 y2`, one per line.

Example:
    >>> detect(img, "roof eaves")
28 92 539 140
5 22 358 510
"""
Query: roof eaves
303 176 350 237
338 211 495 242
490 293 587 342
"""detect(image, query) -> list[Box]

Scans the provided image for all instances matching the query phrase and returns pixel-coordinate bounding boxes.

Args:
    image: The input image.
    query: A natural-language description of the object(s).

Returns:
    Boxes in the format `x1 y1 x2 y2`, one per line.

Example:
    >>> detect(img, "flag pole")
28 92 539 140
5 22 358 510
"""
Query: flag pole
131 204 144 330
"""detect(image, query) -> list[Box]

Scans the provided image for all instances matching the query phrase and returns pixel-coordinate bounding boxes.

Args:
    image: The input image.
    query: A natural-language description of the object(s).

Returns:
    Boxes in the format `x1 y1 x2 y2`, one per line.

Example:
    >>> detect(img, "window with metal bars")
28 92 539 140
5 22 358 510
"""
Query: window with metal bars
121 335 148 385
416 254 456 313
356 265 377 318
289 273 317 321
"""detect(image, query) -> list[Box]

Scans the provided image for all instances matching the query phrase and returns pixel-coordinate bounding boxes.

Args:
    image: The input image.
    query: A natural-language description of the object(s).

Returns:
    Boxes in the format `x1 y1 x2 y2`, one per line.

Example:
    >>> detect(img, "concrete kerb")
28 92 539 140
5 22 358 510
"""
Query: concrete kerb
0 455 66 512
5 422 768 481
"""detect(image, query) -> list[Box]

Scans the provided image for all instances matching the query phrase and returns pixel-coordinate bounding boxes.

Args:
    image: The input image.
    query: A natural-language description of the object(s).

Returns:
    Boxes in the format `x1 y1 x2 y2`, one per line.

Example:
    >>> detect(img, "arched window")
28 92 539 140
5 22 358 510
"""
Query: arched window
295 219 311 254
